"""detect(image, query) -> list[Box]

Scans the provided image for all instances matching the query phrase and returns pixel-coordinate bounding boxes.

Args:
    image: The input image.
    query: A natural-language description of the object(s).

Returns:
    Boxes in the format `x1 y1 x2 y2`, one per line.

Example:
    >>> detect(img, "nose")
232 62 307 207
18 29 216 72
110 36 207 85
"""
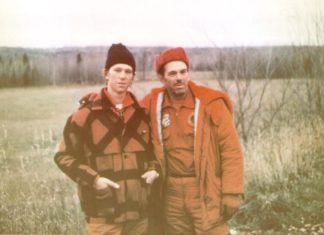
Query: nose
118 71 127 79
175 72 184 81
175 77 183 83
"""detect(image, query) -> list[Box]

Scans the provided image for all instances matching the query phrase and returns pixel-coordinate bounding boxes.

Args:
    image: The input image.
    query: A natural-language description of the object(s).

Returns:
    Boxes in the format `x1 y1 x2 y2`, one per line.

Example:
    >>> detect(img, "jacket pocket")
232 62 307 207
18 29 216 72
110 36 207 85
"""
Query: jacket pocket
94 186 116 217
95 186 113 199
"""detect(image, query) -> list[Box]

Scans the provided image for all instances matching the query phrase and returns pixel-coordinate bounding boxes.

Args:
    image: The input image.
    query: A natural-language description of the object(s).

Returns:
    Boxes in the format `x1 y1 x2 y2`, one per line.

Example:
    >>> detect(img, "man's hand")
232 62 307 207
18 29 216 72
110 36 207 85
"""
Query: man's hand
94 177 120 190
141 170 159 184
221 194 242 221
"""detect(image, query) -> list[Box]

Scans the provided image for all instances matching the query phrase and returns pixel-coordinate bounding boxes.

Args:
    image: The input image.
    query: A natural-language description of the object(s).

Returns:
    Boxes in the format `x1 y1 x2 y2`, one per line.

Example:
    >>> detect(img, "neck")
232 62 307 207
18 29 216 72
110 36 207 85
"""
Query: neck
167 91 187 110
168 90 187 102
107 87 126 104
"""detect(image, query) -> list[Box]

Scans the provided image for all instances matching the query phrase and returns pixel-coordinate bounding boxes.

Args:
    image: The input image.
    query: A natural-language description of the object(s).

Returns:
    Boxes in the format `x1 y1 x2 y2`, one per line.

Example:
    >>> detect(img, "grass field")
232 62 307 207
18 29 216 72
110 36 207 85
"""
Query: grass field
0 79 323 234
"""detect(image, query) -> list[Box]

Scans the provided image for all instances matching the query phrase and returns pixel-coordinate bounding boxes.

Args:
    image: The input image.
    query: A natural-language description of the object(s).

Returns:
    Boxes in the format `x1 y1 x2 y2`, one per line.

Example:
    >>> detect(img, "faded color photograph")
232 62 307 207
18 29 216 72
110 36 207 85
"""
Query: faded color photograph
0 0 323 234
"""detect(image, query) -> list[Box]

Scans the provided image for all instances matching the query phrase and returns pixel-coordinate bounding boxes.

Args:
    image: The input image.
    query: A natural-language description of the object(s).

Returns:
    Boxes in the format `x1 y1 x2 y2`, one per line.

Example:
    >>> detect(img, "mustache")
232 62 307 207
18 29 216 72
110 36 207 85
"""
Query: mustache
175 81 184 85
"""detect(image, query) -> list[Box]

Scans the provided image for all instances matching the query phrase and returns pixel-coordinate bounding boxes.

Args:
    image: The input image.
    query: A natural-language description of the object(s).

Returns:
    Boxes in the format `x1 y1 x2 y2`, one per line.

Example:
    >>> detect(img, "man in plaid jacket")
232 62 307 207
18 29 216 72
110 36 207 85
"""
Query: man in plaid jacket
54 43 159 235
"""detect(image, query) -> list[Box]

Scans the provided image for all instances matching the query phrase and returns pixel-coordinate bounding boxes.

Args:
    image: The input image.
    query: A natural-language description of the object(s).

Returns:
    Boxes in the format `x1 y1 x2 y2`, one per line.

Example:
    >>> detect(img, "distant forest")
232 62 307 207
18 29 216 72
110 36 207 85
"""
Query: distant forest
0 46 323 87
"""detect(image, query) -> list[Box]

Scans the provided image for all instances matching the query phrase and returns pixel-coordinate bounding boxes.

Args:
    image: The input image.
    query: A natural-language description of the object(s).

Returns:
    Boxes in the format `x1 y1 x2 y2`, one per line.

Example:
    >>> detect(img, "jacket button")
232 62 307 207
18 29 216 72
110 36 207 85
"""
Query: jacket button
141 130 147 135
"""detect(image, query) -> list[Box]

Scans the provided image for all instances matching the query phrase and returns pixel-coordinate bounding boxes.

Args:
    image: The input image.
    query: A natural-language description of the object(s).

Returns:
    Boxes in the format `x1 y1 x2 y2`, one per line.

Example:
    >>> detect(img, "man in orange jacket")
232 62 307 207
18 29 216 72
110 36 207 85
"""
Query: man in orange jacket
141 47 244 235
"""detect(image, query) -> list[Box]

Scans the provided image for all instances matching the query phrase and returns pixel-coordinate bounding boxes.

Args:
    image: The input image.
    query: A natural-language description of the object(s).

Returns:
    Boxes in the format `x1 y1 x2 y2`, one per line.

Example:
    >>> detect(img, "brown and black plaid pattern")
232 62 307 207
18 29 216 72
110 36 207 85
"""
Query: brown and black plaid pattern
54 88 158 223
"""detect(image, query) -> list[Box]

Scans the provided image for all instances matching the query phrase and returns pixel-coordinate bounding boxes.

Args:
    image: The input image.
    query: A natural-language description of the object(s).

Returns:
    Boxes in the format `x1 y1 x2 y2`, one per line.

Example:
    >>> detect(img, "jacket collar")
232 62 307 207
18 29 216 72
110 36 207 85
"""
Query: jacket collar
91 88 140 111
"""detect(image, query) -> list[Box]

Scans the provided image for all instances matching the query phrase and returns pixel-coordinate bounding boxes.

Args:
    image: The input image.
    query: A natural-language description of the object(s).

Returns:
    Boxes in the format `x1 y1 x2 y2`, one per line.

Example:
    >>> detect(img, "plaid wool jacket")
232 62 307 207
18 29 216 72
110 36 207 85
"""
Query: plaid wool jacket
54 88 158 223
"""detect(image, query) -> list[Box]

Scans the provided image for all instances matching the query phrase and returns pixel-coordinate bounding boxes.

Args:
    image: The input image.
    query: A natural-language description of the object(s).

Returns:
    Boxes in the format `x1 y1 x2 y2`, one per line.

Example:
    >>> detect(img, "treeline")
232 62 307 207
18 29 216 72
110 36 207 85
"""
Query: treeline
0 46 323 87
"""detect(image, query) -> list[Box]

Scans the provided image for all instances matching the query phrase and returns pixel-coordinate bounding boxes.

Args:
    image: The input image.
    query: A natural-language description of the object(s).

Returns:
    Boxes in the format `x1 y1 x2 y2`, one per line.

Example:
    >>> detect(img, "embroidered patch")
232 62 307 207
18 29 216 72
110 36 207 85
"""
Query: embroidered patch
162 113 171 128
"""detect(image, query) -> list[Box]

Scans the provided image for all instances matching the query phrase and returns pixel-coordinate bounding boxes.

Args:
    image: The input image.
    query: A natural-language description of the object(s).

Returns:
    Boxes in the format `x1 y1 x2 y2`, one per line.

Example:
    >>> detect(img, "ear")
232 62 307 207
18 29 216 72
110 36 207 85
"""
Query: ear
129 74 135 87
102 68 109 82
102 68 107 77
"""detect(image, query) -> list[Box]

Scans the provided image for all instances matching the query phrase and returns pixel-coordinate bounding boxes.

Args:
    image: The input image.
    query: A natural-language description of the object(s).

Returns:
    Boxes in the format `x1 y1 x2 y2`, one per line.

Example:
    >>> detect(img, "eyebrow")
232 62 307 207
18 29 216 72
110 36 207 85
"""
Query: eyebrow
167 68 187 74
113 67 133 72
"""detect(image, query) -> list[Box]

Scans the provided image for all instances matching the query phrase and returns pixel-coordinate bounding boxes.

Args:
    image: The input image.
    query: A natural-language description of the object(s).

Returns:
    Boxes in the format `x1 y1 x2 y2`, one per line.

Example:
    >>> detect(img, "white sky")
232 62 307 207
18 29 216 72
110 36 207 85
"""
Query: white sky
0 0 323 48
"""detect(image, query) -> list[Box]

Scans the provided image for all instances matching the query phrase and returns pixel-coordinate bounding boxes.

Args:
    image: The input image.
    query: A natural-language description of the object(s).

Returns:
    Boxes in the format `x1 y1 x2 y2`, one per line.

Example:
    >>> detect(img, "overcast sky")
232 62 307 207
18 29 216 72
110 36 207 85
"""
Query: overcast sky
0 0 323 48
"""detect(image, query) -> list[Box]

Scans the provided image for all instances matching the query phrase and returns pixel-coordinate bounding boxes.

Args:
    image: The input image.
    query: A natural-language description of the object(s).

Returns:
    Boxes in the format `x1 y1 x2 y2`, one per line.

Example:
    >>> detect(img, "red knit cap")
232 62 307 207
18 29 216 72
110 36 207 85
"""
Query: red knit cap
154 47 189 74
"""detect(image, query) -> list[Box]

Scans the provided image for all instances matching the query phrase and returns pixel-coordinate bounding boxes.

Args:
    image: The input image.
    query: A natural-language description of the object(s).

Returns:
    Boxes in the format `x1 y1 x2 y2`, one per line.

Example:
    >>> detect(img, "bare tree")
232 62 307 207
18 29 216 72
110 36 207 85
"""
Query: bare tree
289 3 324 121
211 47 291 142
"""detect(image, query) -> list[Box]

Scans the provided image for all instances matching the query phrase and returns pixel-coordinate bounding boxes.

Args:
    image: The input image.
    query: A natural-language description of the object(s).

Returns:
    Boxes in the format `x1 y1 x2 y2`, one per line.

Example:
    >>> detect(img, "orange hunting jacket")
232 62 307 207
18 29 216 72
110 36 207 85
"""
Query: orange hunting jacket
141 80 244 227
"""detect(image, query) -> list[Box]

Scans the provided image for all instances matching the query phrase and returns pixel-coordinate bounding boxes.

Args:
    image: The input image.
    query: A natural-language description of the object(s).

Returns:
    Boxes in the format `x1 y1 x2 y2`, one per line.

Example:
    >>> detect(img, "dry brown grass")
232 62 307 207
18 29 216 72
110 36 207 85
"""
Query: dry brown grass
0 78 323 234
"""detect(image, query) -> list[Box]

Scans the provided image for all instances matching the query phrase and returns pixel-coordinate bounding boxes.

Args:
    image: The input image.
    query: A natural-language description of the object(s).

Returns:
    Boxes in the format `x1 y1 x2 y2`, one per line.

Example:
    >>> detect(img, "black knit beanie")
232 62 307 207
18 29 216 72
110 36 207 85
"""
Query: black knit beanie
104 43 136 72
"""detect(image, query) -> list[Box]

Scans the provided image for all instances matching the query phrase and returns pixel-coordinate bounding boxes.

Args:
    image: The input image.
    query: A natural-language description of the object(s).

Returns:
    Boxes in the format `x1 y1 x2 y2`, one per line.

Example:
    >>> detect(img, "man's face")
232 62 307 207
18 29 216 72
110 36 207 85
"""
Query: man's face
105 63 134 94
160 61 189 99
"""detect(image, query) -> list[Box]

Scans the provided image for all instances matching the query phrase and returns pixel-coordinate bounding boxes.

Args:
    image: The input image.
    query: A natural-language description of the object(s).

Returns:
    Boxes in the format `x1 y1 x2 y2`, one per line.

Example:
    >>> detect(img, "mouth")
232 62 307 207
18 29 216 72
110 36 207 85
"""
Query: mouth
174 84 184 88
117 83 127 86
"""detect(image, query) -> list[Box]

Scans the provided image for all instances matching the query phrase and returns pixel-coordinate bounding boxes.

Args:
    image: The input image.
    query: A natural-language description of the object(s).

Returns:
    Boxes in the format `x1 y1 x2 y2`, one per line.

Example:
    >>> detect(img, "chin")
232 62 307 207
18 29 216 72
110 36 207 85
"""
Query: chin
116 89 127 94
176 88 187 94
173 91 186 98
167 87 187 98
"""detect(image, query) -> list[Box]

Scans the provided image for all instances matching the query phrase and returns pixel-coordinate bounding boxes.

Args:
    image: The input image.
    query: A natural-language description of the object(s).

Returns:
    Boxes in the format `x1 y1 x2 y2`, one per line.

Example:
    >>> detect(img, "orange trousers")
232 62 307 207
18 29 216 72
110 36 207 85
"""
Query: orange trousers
165 177 228 235
86 217 147 235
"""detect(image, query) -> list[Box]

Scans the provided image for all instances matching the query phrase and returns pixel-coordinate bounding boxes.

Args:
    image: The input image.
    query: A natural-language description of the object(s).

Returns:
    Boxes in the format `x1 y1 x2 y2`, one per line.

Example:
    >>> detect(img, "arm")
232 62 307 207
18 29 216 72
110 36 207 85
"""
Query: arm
211 99 244 194
139 95 161 184
54 113 98 186
142 104 161 184
210 99 244 219
139 93 152 115
142 148 160 184
55 113 120 189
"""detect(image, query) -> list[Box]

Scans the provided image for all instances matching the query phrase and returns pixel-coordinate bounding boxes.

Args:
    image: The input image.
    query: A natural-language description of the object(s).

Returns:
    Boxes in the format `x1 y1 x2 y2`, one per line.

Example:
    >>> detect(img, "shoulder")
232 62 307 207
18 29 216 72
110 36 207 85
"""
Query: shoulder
140 86 165 109
69 107 91 127
78 91 101 109
69 91 101 127
206 99 234 126
190 81 232 107
189 81 233 114
189 81 234 125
